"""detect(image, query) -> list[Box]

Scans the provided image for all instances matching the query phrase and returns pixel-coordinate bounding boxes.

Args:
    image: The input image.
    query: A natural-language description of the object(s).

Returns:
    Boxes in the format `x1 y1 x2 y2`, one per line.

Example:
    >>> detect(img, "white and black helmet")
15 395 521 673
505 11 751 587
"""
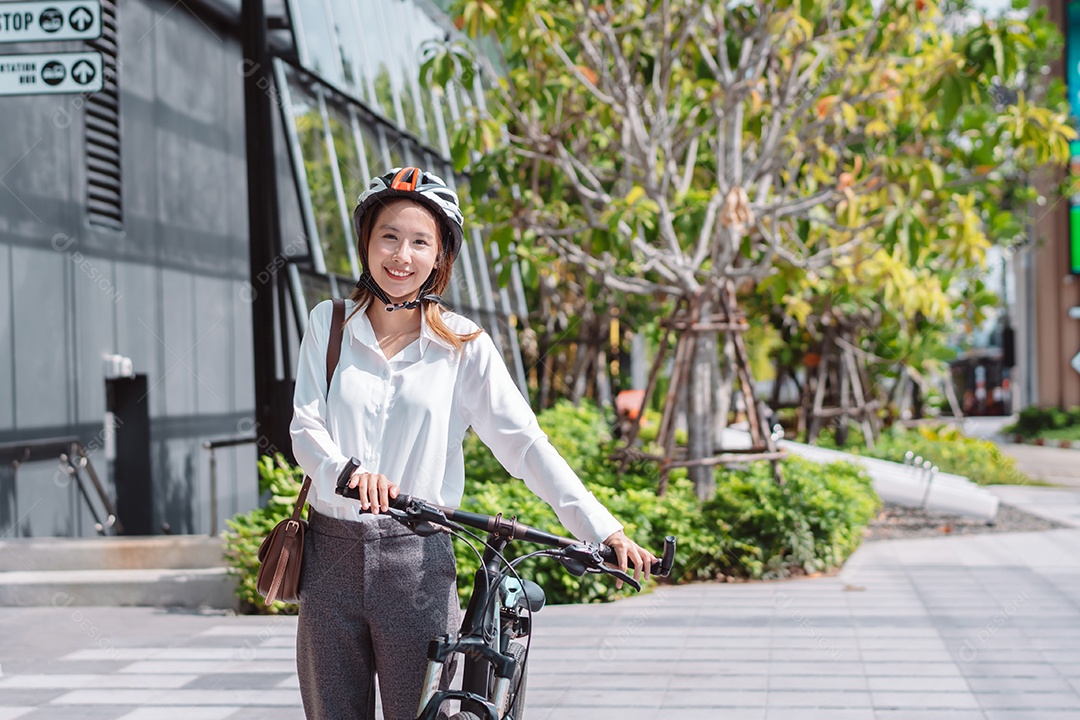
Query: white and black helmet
353 167 464 262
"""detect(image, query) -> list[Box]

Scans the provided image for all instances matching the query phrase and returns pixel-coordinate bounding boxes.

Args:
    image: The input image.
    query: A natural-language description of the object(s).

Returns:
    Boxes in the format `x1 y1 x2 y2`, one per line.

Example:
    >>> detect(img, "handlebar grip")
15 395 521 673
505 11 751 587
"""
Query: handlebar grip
658 535 676 577
599 535 676 578
334 458 412 510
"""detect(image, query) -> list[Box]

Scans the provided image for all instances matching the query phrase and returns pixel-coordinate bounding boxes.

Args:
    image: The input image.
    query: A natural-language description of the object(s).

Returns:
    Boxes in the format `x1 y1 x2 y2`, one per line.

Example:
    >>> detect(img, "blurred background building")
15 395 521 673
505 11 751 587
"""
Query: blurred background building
987 0 1079 414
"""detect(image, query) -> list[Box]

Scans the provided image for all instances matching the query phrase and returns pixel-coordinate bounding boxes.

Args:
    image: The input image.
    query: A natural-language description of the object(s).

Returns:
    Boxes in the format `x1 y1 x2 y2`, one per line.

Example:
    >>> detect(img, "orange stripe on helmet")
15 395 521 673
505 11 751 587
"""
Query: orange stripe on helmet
391 167 419 191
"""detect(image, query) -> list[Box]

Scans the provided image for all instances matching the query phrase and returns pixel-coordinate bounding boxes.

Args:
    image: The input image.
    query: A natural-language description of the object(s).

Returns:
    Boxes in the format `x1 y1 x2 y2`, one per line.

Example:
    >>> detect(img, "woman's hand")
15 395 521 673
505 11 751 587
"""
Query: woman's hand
347 471 400 514
603 530 659 590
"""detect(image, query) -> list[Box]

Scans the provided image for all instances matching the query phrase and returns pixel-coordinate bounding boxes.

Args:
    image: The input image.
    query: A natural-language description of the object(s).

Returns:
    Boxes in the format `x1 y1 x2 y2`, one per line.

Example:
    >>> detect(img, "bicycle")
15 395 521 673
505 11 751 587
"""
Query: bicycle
334 458 676 720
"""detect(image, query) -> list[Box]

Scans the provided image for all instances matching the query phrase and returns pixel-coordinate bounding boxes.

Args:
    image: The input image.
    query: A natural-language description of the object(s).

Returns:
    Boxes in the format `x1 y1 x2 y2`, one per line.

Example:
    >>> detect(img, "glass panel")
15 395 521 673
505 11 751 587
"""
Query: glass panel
299 268 333 314
326 100 362 276
328 101 366 208
380 0 421 137
430 89 451 159
374 125 392 170
327 0 367 100
385 129 406 169
351 111 378 188
354 1 398 120
290 0 345 86
354 117 380 180
289 79 352 276
412 5 449 150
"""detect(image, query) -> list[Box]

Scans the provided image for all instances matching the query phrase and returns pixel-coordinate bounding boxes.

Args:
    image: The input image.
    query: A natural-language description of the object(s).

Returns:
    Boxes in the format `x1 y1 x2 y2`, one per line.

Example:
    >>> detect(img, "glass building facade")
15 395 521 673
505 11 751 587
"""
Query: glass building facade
0 0 527 538
276 0 527 392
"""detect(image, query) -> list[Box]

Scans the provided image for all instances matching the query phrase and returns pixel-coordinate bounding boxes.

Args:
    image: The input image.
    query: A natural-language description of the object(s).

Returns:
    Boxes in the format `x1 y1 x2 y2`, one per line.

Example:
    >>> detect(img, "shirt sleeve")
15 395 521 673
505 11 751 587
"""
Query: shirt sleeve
460 332 623 544
289 301 366 507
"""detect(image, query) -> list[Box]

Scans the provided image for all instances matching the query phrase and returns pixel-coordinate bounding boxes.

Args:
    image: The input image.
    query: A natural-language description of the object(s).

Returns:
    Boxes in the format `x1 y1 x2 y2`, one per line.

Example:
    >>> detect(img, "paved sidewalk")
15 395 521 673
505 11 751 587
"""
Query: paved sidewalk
2 514 1080 719
996 443 1080 490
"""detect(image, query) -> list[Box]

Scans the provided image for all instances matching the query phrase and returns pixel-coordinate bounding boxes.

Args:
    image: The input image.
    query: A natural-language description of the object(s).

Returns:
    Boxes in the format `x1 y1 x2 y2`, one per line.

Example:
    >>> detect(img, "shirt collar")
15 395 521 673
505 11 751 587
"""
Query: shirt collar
346 299 455 359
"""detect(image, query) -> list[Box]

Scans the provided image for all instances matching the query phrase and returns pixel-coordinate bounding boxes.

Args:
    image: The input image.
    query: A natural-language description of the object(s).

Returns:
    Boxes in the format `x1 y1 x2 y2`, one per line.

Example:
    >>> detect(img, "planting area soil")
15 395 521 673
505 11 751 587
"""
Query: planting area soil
863 501 1067 541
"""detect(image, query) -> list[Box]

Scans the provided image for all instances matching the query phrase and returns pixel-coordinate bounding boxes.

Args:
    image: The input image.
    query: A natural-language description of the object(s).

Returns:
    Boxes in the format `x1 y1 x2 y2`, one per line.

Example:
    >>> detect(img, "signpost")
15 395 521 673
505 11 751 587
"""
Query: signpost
0 0 103 97
0 51 102 95
0 0 101 42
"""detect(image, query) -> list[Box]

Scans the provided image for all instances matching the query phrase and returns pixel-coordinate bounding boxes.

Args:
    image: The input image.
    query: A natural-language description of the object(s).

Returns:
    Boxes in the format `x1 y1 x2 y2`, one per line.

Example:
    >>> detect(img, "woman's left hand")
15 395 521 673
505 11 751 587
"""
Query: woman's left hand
603 530 659 590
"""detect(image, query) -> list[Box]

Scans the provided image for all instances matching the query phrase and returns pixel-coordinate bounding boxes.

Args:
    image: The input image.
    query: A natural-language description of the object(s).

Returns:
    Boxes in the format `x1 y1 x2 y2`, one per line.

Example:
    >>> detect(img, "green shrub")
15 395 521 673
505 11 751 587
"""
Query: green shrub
849 424 1031 486
222 454 304 615
704 457 879 579
225 401 882 611
1006 406 1080 439
461 401 880 592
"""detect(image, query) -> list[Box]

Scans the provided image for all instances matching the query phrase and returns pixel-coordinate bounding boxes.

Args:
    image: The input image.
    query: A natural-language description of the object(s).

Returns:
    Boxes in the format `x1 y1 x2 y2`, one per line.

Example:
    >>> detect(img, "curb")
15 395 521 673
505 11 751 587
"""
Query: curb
1010 435 1080 450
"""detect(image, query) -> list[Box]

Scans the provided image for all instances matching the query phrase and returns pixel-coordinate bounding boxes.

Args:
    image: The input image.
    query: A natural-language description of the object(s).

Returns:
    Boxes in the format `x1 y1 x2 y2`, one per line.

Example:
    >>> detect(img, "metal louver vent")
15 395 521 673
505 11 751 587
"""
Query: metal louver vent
86 0 121 231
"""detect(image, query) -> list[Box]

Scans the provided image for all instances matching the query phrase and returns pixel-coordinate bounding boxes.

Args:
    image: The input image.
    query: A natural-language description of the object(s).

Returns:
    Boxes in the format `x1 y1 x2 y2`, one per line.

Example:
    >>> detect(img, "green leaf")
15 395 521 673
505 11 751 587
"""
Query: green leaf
927 161 944 190
489 224 516 255
941 73 963 124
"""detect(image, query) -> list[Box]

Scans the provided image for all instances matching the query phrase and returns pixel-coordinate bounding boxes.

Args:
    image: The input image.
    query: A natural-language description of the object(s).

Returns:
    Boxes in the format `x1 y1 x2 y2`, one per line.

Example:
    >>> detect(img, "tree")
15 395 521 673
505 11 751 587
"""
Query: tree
432 0 1074 498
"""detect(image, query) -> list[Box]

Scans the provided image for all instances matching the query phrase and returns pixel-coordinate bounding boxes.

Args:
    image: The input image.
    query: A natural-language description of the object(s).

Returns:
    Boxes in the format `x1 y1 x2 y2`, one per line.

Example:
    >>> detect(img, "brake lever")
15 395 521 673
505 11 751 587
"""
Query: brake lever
559 544 642 591
605 567 642 592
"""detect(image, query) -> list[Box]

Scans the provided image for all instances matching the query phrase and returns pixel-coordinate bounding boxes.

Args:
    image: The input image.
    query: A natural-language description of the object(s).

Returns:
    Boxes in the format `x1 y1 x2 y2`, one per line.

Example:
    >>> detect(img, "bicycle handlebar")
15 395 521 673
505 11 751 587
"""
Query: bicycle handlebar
333 459 676 580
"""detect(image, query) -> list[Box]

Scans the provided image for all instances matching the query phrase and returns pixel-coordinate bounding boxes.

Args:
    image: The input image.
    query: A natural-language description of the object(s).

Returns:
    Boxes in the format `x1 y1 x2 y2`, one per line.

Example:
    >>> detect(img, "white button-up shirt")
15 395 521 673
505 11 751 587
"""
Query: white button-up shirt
289 298 623 544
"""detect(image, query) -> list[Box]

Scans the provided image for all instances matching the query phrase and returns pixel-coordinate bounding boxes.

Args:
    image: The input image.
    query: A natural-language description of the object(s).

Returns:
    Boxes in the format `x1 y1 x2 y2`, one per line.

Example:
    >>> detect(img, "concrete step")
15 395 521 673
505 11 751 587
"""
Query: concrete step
0 535 226 572
0 536 236 609
0 568 237 609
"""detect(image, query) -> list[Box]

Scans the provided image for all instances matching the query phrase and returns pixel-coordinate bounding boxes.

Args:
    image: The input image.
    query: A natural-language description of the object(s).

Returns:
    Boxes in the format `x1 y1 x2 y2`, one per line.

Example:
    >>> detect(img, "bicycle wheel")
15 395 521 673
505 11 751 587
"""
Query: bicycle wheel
446 713 482 720
506 640 528 720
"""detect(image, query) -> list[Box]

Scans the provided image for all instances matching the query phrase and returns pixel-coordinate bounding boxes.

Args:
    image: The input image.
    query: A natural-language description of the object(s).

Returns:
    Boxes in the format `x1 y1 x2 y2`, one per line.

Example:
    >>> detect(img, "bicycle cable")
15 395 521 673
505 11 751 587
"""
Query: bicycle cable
447 520 546 714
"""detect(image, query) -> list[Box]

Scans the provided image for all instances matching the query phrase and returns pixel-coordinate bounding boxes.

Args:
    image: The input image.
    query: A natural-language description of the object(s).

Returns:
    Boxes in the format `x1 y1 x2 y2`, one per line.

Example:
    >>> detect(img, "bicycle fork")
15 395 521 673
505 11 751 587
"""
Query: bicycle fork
415 633 514 720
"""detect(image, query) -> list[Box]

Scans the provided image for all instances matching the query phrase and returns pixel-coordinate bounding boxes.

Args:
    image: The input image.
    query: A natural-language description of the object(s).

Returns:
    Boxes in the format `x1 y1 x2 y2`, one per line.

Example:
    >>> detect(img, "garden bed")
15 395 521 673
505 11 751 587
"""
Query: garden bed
863 502 1066 541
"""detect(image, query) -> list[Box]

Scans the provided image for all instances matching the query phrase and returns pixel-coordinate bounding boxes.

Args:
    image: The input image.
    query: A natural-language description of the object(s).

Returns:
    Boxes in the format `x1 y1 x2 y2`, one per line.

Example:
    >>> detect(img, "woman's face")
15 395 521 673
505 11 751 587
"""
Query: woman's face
366 200 441 303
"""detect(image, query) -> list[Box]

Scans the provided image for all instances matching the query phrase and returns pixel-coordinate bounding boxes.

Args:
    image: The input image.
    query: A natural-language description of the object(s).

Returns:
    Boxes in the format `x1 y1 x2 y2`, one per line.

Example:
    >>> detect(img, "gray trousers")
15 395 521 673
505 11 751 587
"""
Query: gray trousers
297 510 462 720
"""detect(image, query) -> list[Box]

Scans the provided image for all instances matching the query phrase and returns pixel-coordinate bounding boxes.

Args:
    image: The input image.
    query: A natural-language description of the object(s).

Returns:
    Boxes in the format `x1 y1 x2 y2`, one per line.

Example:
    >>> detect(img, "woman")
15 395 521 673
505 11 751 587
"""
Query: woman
290 167 657 720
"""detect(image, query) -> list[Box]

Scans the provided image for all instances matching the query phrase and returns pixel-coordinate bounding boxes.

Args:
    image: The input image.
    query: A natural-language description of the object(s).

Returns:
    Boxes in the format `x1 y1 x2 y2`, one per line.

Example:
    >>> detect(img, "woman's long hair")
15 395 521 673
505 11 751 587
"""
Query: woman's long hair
345 198 482 350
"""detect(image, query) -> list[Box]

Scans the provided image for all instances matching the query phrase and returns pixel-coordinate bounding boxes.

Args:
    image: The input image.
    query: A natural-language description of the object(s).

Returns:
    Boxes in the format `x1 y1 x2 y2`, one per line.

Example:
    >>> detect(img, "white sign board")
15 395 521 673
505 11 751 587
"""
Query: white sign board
0 51 102 95
0 1 100 42
1072 351 1080 377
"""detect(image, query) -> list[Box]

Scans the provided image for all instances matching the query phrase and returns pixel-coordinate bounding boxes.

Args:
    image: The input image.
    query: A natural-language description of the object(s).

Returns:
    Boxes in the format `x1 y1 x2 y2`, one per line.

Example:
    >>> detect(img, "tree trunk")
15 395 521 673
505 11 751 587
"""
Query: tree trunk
688 300 716 500
538 279 554 409
712 332 736 449
835 340 850 446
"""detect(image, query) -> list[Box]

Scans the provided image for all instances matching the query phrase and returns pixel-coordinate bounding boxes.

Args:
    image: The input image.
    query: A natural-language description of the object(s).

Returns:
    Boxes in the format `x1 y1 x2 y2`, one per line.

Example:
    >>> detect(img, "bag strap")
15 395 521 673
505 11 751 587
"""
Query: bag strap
291 298 346 519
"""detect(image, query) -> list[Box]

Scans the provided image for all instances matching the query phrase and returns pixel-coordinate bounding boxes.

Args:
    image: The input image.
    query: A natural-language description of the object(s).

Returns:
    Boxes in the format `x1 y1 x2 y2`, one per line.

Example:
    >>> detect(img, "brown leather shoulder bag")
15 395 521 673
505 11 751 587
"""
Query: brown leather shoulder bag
256 297 346 605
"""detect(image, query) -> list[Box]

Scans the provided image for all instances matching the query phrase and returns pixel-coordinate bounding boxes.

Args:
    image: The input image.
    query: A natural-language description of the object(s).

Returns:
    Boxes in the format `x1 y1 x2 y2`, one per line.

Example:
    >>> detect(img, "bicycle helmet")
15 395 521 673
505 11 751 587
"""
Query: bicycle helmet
353 167 464 311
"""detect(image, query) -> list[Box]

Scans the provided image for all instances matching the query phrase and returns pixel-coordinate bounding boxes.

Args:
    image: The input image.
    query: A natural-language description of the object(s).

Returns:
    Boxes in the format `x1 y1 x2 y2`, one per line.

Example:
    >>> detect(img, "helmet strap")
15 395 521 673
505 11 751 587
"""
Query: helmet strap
354 269 447 313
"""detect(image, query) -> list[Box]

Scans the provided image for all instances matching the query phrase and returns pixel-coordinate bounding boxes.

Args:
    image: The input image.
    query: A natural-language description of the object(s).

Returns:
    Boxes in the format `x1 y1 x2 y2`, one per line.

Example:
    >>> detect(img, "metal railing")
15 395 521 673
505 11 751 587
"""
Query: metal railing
0 436 122 536
201 435 258 536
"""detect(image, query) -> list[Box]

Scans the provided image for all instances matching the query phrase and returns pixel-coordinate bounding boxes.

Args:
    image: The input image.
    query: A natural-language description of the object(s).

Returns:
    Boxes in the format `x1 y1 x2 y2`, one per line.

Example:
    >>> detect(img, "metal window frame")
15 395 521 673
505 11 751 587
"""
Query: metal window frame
274 59 328 276
344 0 379 107
317 88 361 278
490 242 528 392
372 0 409 131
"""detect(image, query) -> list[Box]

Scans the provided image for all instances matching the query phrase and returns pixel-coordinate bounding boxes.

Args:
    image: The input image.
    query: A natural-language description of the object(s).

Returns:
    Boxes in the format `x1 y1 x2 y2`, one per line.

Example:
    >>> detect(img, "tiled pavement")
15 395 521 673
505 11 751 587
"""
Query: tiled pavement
2 493 1080 719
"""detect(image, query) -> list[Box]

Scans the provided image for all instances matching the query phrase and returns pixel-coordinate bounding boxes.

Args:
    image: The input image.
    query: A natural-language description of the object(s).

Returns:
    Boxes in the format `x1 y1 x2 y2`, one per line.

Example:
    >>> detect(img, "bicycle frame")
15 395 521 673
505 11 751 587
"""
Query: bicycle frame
415 529 518 720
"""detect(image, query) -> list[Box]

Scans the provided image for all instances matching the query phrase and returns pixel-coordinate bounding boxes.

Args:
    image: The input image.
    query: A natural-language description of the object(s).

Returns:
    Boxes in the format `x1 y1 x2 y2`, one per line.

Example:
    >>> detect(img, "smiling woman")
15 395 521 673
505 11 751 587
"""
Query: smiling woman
288 166 659 720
